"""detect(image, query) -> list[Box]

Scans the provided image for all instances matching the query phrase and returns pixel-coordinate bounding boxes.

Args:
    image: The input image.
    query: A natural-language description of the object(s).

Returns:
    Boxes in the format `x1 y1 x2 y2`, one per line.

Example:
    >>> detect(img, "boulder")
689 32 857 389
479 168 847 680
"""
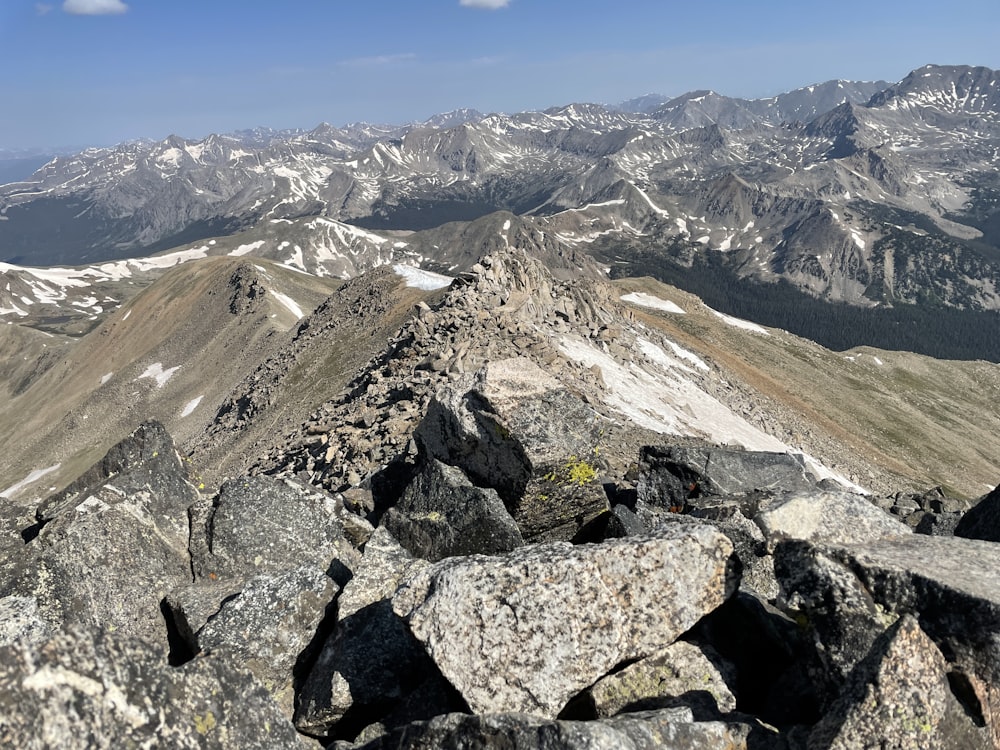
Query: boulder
414 357 609 541
755 489 911 550
2 424 198 650
809 615 990 749
189 474 356 584
392 525 737 718
775 534 1000 735
636 444 816 511
955 484 1000 542
381 459 523 561
345 708 761 750
195 565 339 715
0 625 304 748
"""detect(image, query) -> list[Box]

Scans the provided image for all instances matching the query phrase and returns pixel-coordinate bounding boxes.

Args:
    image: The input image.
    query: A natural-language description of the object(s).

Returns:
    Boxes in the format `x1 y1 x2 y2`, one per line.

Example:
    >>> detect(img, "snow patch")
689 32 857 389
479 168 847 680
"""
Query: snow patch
180 395 203 418
620 292 685 314
707 307 770 335
271 291 304 319
1 464 61 499
100 372 113 385
138 362 180 388
230 240 266 257
393 264 454 291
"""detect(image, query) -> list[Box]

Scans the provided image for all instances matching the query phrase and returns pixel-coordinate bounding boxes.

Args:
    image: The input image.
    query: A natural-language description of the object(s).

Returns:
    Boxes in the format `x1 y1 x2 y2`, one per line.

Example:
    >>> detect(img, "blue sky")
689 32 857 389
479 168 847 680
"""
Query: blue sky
1 0 999 150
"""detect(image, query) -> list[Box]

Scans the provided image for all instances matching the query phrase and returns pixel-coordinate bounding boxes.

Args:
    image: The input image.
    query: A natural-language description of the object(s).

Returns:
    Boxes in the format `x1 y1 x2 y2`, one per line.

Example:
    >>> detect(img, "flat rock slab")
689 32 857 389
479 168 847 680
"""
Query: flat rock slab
393 525 736 718
0 625 304 748
755 489 910 550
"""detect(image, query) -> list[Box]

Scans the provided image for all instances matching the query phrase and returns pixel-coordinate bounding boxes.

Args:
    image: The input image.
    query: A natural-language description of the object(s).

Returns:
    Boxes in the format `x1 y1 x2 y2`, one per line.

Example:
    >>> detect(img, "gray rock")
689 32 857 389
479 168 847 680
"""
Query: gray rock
0 625 304 748
392 525 737 718
809 615 991 749
579 640 737 719
955 484 1000 542
190 474 356 584
4 484 193 650
775 534 1000 727
637 444 817 511
294 528 435 738
1 422 200 650
382 458 523 561
196 565 339 715
415 357 609 541
755 489 911 550
349 708 760 750
0 595 51 647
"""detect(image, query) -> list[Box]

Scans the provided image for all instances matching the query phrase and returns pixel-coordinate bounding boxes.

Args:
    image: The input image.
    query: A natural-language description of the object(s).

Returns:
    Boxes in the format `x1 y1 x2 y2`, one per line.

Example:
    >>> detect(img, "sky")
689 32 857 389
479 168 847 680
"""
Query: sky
1 0 999 150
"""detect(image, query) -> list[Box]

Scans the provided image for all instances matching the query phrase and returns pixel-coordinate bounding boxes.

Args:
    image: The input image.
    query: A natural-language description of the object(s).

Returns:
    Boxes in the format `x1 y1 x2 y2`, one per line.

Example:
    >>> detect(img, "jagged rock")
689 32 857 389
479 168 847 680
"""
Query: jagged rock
572 640 737 719
775 534 1000 735
809 615 991 749
2 423 197 650
195 565 338 715
295 528 438 739
189 474 356 584
345 707 762 750
636 443 817 511
0 625 304 748
381 458 523 561
415 357 609 541
955 484 1000 541
392 525 737 718
755 489 911 549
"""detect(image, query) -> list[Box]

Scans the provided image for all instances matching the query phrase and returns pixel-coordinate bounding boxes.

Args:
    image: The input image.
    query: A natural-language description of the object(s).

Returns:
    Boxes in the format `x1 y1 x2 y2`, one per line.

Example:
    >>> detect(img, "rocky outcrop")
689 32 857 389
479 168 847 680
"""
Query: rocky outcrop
382 458 523 561
775 534 1000 740
954 484 1000 541
2 422 197 650
415 357 610 541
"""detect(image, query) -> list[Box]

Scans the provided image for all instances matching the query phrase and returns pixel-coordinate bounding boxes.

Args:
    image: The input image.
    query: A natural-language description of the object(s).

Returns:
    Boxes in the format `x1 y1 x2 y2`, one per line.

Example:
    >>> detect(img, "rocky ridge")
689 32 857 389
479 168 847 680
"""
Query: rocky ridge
1 250 999 748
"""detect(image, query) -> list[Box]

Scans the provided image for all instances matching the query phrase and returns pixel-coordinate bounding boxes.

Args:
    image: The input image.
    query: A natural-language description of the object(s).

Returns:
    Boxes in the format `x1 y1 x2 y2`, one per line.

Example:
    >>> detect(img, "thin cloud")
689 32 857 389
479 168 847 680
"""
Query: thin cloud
459 0 510 9
338 53 417 68
36 3 54 14
63 0 129 15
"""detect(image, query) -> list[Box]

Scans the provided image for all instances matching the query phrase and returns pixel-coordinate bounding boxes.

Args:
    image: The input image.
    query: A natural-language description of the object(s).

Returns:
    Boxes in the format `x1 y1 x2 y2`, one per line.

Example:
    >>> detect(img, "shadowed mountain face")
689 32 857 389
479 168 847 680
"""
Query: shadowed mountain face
3 64 1000 333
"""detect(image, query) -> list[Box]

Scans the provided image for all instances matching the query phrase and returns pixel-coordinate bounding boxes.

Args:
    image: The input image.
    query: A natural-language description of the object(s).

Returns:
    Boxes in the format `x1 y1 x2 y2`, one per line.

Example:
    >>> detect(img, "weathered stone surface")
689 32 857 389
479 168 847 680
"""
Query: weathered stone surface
579 640 737 719
0 625 304 748
347 708 759 750
0 422 199 650
295 528 435 738
755 489 911 550
809 615 990 749
955 484 1000 542
392 525 737 718
190 474 356 583
4 487 193 651
414 357 609 541
775 534 1000 731
0 595 51 647
196 565 338 715
637 444 817 511
382 459 522 561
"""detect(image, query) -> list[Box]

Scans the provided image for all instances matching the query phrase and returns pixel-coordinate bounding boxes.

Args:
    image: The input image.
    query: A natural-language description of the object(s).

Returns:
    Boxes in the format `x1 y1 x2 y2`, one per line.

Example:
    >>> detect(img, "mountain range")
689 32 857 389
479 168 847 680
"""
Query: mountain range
3 65 1000 362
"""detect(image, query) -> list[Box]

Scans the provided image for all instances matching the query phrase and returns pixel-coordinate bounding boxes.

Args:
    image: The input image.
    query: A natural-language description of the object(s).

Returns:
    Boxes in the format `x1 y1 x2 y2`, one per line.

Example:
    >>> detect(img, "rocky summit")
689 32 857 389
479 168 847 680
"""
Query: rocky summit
0 238 999 749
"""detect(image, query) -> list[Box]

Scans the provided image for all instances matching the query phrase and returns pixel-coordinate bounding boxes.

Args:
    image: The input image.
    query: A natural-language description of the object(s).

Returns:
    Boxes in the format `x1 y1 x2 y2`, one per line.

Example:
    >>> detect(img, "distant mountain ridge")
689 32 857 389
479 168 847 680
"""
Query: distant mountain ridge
3 64 1000 345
